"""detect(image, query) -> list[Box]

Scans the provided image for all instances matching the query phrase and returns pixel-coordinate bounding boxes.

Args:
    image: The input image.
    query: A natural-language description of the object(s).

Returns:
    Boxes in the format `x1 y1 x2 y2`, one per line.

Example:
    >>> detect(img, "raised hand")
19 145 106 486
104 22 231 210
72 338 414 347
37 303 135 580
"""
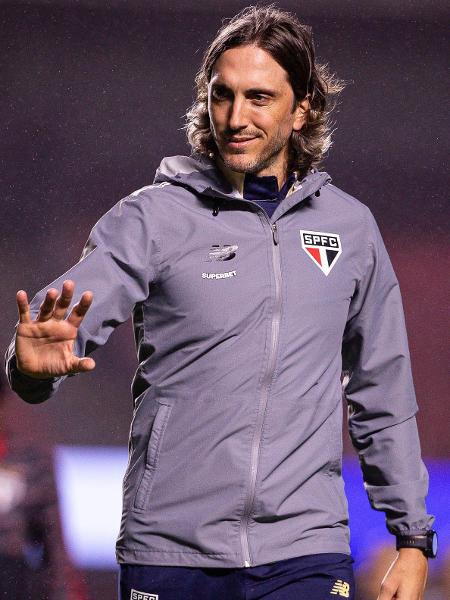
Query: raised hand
15 279 96 379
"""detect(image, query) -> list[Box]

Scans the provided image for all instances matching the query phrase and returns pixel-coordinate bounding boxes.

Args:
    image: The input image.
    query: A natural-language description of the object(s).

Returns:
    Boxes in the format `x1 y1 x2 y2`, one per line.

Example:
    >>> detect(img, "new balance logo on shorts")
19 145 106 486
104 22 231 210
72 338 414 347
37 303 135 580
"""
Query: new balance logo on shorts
131 590 158 600
330 579 350 597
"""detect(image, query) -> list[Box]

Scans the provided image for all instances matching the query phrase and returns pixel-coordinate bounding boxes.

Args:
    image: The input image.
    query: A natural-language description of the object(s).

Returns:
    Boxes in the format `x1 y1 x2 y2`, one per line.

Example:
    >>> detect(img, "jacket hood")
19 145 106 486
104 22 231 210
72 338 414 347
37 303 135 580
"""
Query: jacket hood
153 155 332 207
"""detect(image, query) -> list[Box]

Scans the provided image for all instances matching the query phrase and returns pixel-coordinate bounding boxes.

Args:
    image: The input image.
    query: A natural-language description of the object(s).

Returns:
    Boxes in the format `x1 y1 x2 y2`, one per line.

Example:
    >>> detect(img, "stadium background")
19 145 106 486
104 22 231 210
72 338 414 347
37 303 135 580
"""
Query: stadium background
1 1 448 597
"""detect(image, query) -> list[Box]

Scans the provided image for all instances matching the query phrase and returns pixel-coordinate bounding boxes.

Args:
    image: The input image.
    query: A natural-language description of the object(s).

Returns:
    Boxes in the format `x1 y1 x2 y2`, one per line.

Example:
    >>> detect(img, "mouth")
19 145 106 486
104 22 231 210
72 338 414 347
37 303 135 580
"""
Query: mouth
225 137 257 149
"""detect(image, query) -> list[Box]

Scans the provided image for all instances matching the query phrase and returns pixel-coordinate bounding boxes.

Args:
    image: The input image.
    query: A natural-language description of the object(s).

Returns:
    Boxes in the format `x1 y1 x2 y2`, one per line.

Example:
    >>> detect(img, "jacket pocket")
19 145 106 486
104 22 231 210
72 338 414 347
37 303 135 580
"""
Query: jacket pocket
133 401 172 511
323 405 348 518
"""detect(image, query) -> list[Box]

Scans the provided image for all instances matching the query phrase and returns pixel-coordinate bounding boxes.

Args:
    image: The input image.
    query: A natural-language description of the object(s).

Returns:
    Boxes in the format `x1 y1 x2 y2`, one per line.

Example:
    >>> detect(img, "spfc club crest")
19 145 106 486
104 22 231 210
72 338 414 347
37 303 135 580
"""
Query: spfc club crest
300 229 342 276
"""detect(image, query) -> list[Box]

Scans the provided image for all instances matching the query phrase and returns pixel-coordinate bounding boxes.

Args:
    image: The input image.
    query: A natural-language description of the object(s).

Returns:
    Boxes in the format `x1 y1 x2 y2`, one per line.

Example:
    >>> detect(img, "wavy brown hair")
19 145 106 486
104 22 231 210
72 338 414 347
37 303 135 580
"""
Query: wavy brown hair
184 4 346 177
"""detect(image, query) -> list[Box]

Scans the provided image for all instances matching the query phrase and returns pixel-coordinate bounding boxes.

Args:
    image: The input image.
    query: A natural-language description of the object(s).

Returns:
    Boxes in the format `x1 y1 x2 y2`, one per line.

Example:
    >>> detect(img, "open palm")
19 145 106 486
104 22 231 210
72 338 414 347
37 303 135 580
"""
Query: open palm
15 279 96 378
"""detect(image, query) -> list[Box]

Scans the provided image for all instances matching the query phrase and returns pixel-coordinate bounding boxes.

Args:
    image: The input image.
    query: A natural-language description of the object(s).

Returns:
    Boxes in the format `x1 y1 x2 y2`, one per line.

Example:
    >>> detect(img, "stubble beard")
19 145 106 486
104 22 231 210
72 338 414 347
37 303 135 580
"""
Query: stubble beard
218 128 291 176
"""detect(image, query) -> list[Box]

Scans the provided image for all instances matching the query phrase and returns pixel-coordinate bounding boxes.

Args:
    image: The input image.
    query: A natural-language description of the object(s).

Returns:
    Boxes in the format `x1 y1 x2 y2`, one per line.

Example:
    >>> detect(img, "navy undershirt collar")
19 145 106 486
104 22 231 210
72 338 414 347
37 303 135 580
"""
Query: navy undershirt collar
243 172 297 202
241 172 297 218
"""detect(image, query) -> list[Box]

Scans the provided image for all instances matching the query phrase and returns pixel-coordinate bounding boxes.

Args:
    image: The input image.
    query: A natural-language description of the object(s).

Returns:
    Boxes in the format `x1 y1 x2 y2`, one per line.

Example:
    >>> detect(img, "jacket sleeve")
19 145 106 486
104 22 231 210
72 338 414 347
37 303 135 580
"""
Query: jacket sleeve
341 207 434 536
5 191 161 404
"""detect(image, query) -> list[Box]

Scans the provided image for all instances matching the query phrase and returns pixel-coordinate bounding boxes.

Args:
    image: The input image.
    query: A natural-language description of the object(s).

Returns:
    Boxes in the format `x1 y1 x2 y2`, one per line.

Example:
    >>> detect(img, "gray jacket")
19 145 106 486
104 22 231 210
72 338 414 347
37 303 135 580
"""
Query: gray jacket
5 155 434 568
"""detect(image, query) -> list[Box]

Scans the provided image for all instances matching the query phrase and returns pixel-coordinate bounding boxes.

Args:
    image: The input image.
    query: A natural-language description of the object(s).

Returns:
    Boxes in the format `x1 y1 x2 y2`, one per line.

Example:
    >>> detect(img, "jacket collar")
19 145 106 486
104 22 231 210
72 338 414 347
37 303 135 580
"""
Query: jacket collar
153 155 332 217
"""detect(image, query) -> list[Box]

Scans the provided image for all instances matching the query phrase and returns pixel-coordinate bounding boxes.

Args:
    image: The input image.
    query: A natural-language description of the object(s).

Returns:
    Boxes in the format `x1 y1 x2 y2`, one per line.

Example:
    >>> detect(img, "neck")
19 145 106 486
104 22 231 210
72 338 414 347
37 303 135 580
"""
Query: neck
253 154 289 190
215 155 290 196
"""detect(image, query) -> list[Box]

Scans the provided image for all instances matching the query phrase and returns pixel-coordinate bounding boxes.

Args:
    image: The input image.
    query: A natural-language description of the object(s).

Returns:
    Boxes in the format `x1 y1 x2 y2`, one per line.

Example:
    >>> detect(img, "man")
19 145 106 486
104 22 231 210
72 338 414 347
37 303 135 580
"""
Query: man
5 6 436 600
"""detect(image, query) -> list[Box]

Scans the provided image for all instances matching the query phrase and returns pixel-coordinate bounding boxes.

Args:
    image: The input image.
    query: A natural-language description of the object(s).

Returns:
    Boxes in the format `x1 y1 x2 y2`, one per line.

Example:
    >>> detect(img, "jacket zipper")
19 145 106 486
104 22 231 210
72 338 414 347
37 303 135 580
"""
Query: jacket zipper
239 220 282 567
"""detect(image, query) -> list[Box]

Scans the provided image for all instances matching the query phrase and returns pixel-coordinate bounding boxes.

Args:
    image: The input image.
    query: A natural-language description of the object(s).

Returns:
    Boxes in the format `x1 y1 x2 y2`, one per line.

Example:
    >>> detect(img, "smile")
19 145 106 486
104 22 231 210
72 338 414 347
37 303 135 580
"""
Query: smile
225 137 257 149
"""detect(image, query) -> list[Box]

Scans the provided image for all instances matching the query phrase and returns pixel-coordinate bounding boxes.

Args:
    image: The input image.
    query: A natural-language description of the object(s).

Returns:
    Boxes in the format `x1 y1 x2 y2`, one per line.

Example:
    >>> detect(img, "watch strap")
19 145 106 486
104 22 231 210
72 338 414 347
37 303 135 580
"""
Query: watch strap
396 530 437 558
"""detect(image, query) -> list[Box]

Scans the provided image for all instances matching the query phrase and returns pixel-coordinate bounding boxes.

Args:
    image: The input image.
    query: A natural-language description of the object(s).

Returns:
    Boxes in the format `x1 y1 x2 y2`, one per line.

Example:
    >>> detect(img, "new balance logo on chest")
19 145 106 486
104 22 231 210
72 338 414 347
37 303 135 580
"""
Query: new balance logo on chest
205 243 238 262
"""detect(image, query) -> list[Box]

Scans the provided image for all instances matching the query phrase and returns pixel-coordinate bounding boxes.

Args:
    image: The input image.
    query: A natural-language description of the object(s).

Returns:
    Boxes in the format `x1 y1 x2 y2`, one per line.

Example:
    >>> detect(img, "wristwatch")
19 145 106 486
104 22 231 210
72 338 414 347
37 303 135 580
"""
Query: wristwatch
396 530 438 558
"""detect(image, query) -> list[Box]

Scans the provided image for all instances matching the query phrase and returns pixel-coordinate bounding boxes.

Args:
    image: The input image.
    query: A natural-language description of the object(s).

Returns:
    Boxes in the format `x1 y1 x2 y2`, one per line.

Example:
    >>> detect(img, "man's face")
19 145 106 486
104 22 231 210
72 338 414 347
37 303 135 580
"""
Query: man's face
208 44 308 180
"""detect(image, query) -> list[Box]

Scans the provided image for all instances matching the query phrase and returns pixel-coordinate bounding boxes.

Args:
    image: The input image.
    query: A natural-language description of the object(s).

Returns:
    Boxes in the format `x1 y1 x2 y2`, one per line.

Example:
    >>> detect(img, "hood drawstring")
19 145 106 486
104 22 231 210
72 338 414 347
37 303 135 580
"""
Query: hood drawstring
315 190 321 197
212 201 221 217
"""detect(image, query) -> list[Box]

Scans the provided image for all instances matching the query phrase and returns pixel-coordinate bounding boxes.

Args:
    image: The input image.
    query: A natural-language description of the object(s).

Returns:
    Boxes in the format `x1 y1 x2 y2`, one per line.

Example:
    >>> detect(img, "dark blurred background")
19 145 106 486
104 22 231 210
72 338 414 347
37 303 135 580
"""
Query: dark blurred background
1 0 449 597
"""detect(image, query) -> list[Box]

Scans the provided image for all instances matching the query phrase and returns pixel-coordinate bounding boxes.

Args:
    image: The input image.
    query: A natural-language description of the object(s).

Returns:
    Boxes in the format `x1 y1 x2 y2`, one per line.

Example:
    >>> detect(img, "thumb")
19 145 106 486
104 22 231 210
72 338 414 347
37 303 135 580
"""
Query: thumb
73 357 96 373
377 580 397 600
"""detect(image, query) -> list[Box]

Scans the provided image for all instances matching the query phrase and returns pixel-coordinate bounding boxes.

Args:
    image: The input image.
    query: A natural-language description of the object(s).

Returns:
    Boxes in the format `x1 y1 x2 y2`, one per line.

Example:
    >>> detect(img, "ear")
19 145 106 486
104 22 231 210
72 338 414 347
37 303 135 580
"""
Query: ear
293 95 310 131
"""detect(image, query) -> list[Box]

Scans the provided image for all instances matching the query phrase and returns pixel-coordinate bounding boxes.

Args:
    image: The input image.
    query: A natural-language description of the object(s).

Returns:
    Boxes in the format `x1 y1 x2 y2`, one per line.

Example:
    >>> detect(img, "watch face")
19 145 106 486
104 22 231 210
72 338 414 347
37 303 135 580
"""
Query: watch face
431 532 438 556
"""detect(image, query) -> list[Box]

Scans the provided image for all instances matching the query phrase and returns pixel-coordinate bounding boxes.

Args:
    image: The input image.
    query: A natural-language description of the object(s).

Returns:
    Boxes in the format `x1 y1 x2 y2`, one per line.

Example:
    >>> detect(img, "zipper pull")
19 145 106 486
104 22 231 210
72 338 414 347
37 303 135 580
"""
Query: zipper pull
272 223 279 245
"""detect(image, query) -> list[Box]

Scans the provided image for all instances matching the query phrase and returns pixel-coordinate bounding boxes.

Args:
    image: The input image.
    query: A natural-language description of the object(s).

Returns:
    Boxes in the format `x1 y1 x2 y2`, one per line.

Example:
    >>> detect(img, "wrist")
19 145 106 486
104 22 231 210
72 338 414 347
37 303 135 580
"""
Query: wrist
398 547 428 560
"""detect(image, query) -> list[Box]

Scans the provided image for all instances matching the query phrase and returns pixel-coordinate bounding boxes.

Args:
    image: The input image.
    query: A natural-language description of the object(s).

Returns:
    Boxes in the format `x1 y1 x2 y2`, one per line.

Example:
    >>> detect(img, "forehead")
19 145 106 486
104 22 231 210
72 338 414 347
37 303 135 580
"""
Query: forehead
210 44 290 89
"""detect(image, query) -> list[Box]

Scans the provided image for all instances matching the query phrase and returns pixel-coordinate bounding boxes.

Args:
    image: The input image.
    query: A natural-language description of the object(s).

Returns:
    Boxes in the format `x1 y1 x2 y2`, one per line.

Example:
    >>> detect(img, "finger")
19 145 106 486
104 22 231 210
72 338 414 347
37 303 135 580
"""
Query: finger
70 357 96 374
16 290 32 324
36 288 59 322
377 583 396 600
53 280 75 320
66 291 94 328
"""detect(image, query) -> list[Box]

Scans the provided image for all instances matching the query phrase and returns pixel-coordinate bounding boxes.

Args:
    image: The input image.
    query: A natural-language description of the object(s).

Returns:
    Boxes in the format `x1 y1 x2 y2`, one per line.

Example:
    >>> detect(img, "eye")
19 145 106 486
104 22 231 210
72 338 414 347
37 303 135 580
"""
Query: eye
211 87 230 101
249 94 270 104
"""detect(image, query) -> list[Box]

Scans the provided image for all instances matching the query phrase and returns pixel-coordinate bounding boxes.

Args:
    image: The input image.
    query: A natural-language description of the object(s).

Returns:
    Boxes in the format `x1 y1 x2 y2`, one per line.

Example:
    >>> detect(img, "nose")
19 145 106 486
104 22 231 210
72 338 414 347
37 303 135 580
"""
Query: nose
228 97 249 131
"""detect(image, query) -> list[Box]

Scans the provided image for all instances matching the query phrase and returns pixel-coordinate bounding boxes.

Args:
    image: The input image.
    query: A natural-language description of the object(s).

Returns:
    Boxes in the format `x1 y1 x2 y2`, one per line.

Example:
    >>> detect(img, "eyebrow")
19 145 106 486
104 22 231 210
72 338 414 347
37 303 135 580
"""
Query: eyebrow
211 83 277 97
